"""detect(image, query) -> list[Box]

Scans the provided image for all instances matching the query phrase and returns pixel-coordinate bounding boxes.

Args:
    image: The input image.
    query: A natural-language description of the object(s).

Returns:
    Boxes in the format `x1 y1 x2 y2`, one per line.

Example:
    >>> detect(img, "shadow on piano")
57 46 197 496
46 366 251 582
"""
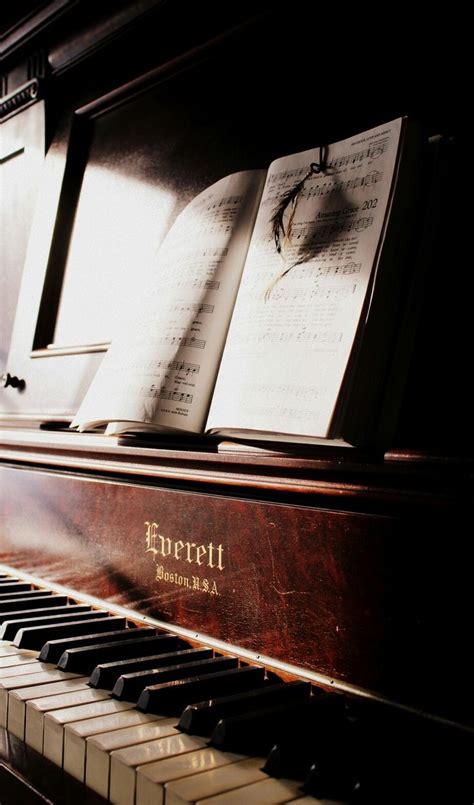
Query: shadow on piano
1 569 473 804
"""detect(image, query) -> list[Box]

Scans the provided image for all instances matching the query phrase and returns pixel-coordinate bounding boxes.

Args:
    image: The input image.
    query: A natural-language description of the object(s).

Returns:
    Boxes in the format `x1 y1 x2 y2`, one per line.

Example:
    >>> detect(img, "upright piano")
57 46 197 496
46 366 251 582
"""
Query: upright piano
1 2 472 802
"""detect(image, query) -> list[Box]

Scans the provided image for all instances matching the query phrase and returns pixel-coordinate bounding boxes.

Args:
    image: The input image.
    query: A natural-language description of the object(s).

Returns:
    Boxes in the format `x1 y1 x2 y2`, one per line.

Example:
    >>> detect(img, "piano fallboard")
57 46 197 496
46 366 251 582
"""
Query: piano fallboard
1 452 472 726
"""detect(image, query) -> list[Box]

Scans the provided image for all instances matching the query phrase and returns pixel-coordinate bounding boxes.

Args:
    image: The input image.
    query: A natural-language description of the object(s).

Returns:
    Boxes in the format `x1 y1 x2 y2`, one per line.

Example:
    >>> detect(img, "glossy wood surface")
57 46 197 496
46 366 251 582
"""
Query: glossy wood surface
0 103 45 373
1 461 472 725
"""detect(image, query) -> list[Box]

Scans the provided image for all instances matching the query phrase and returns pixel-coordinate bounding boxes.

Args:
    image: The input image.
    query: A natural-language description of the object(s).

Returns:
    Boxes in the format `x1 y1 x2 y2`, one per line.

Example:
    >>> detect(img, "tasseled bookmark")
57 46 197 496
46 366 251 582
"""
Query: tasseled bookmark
265 146 327 301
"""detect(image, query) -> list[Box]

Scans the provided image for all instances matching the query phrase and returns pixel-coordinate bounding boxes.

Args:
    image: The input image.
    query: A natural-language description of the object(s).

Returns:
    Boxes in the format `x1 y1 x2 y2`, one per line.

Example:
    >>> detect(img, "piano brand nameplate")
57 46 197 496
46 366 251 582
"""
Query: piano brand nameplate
144 521 224 598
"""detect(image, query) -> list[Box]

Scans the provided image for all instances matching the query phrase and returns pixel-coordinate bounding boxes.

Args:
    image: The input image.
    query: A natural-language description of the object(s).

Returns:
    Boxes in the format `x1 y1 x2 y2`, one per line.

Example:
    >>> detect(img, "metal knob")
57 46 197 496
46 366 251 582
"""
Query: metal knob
1 372 25 390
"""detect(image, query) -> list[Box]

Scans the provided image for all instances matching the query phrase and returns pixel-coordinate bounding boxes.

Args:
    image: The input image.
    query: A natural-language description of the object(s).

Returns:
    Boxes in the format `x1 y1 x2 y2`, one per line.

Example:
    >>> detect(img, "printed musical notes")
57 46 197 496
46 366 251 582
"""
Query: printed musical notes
72 118 405 444
192 279 220 291
207 118 403 439
156 360 200 375
241 329 343 345
72 168 266 433
168 302 214 315
142 387 194 404
153 335 206 350
187 193 245 235
160 389 193 404
263 169 383 206
265 136 389 192
329 137 388 168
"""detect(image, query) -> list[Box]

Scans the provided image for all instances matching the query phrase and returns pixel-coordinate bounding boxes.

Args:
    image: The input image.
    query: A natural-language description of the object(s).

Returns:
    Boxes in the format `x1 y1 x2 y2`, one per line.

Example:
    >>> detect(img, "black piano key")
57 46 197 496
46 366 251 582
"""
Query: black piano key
349 707 474 805
138 665 266 716
302 721 360 802
210 701 300 754
0 600 74 625
0 583 32 594
0 605 95 639
262 693 351 779
59 633 184 675
0 592 55 610
0 588 50 596
13 614 126 649
0 591 51 600
178 680 311 736
265 727 352 782
211 693 347 755
90 646 213 689
38 626 154 664
304 757 359 800
114 655 237 702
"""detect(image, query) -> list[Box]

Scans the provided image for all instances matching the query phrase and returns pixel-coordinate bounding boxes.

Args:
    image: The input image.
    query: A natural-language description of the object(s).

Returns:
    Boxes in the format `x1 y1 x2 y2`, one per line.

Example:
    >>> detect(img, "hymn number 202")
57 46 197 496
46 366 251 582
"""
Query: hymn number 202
362 198 378 209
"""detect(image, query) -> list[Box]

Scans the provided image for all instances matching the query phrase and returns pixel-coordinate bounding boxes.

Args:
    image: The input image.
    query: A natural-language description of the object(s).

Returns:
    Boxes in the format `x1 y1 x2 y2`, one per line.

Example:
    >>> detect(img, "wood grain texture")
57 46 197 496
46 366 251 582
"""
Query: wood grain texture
1 463 471 724
0 428 470 504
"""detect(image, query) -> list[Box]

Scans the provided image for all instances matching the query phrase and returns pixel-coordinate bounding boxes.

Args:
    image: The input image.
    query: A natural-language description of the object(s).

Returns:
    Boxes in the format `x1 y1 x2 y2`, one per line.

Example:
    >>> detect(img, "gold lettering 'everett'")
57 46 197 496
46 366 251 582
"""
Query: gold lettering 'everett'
144 521 225 571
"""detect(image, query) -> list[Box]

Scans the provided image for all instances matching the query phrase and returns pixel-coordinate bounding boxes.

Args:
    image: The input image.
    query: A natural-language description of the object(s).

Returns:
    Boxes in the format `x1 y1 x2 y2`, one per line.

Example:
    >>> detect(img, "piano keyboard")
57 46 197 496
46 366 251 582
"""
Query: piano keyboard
1 569 473 804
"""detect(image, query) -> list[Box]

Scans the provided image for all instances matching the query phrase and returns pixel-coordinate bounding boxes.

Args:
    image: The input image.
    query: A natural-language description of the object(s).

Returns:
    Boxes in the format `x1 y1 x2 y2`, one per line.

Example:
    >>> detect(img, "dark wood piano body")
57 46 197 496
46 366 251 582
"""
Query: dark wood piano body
0 5 472 796
0 435 472 724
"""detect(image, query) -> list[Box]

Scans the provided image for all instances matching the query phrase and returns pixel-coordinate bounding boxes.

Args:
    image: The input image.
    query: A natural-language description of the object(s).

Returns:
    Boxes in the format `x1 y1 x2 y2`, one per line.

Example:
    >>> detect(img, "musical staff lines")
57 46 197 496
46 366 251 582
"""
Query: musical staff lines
263 170 383 206
153 335 206 349
297 262 362 279
266 137 388 188
142 386 194 404
192 279 220 291
168 302 214 315
251 382 325 402
243 330 343 345
129 359 200 375
295 215 374 242
155 360 200 375
269 283 357 302
199 247 228 258
330 138 388 168
191 198 242 234
160 389 193 404
249 405 325 424
194 194 243 210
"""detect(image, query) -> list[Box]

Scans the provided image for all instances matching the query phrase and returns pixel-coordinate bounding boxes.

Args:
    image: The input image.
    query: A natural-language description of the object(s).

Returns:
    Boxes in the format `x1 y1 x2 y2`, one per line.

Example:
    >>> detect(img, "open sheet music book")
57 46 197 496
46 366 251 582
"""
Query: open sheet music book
72 117 422 447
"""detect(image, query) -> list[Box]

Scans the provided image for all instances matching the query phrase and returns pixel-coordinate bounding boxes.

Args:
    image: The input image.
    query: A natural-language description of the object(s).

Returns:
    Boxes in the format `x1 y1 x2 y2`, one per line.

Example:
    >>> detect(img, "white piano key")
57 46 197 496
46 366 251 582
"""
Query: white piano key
0 653 39 668
10 676 89 722
0 660 51 679
75 716 176 790
8 677 90 740
80 711 171 796
135 748 247 805
0 642 19 653
0 668 80 726
0 646 21 656
0 643 38 659
164 757 267 805
196 776 304 803
43 698 135 767
110 733 206 805
24 686 109 748
67 716 168 787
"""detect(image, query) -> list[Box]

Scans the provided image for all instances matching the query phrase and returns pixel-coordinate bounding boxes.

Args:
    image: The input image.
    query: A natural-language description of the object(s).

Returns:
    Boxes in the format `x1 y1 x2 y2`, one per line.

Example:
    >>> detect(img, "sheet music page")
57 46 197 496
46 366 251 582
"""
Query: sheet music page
72 169 266 433
206 119 402 440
